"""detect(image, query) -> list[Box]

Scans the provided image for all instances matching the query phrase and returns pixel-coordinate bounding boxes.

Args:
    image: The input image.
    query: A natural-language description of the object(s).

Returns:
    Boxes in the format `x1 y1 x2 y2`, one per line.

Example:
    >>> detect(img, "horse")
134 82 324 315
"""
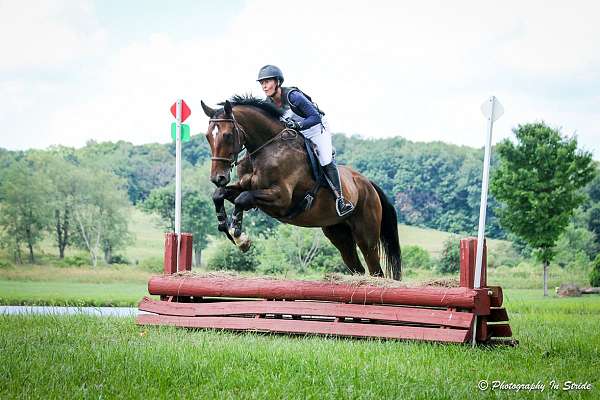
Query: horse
201 95 402 280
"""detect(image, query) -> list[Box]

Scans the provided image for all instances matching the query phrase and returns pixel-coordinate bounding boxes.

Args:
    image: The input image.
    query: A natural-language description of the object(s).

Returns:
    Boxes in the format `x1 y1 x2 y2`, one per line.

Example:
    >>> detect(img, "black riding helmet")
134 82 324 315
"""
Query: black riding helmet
257 65 284 84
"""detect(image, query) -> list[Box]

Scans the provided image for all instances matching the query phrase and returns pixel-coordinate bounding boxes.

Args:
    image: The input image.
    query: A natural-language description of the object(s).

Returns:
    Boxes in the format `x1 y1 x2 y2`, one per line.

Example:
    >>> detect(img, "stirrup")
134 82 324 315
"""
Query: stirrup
336 198 354 217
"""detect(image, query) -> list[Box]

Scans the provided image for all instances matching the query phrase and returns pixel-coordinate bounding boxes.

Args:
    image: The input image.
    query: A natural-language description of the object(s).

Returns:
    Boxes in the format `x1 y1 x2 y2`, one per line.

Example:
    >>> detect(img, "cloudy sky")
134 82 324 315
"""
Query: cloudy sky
1 0 599 158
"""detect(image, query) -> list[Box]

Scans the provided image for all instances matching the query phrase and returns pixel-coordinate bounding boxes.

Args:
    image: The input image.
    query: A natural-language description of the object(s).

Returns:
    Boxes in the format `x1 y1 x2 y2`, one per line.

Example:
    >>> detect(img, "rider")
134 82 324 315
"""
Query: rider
257 64 354 217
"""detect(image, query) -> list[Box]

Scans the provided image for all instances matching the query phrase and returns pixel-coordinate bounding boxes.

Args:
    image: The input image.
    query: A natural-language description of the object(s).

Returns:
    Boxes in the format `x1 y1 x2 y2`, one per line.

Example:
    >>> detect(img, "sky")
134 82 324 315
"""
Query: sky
1 0 599 158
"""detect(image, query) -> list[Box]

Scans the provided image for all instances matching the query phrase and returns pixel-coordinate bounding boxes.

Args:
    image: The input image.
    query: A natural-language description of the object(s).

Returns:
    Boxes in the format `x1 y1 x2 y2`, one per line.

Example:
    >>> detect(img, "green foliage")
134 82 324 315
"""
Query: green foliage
487 242 522 269
108 255 130 265
28 150 79 259
587 204 600 245
241 209 280 238
401 245 434 270
79 141 176 205
137 257 164 273
255 237 290 275
491 122 596 265
141 187 175 231
204 238 259 272
333 134 503 237
258 225 344 275
0 158 52 263
437 235 460 273
167 133 212 167
54 255 88 268
553 223 598 267
590 256 600 287
68 167 132 267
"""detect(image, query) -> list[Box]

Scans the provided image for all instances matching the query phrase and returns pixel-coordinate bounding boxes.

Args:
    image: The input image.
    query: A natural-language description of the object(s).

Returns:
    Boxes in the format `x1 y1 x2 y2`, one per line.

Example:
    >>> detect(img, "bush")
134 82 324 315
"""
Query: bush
554 224 598 267
138 256 164 273
0 260 11 269
437 235 460 274
402 245 434 270
205 237 259 272
54 255 88 268
591 255 600 287
109 254 130 264
487 242 522 268
255 238 290 275
256 225 346 275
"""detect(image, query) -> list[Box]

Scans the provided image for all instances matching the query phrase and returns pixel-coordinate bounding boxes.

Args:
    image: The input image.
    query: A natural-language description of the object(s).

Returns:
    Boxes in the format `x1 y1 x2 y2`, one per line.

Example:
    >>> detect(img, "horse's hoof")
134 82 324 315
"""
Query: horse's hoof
218 223 228 232
234 228 242 238
239 237 252 253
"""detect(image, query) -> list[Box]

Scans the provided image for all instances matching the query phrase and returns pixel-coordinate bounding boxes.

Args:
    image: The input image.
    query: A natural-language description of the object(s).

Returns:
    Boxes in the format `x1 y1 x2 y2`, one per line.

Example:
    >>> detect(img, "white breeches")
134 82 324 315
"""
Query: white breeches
284 109 332 166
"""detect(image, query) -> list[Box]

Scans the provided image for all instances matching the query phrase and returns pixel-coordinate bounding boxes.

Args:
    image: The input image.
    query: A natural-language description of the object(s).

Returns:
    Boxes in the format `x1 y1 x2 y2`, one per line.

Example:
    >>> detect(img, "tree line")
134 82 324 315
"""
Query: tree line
0 123 598 283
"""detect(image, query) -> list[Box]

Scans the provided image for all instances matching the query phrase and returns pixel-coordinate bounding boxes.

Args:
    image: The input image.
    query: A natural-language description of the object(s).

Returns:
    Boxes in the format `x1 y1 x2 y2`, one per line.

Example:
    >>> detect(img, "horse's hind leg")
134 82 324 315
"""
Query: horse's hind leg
322 224 365 275
354 232 384 277
349 218 385 278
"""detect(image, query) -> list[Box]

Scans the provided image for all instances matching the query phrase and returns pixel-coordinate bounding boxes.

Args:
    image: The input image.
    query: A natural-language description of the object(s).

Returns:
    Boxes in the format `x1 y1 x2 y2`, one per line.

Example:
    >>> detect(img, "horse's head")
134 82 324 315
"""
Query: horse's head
202 100 244 187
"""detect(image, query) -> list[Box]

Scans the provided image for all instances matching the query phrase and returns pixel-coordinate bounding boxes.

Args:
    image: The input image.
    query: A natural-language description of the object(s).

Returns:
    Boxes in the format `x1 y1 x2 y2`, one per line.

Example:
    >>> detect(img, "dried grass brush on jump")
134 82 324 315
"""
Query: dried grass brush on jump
137 233 514 344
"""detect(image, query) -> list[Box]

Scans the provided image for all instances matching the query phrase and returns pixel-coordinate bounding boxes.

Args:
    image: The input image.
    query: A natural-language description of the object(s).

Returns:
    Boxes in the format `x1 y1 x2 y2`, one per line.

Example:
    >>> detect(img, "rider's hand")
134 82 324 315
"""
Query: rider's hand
284 118 301 130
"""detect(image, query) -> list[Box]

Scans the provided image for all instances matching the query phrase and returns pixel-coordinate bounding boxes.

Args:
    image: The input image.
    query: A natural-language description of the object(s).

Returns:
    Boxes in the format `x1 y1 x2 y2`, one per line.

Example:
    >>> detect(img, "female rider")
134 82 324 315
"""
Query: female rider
257 64 354 217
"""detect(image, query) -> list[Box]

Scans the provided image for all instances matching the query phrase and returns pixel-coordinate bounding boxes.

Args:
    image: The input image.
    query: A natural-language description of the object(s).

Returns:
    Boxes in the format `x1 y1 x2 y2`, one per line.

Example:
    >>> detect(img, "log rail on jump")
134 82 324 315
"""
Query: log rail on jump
137 233 514 344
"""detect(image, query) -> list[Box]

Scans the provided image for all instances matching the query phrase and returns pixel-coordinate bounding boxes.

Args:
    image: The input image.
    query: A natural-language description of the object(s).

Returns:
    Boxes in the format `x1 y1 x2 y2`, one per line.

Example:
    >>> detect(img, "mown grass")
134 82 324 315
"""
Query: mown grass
1 292 598 399
398 224 507 257
0 281 149 307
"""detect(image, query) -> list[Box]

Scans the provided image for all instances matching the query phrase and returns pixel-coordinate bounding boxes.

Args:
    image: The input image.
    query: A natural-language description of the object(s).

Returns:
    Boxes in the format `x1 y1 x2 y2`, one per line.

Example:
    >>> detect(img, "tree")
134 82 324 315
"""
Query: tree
437 235 460 273
181 189 215 266
0 159 51 263
29 149 79 258
491 122 595 296
70 168 131 267
141 162 218 267
141 187 175 231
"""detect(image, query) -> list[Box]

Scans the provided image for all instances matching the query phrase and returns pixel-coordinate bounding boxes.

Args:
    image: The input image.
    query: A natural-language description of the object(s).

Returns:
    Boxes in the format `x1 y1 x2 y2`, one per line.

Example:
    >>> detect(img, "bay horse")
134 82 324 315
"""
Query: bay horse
201 95 402 280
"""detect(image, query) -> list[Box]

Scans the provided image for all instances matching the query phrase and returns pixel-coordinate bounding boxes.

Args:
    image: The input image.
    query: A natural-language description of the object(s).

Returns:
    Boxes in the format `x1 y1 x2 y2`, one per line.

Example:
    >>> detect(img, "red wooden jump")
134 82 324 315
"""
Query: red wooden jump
136 233 514 344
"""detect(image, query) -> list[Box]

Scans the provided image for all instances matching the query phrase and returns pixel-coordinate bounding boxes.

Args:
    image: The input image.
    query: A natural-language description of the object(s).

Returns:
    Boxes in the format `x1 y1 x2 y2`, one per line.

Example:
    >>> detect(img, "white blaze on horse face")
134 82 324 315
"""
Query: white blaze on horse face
212 124 219 139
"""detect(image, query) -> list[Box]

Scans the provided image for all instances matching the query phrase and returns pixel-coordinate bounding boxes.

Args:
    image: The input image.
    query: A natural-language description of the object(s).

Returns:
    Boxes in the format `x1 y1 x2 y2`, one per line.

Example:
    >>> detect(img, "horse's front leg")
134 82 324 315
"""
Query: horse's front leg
228 190 258 252
212 185 244 243
231 186 289 235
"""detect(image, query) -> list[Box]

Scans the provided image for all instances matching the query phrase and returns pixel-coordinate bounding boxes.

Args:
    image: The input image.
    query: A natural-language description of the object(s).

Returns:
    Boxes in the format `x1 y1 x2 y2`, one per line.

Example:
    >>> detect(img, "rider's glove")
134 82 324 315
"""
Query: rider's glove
284 118 302 131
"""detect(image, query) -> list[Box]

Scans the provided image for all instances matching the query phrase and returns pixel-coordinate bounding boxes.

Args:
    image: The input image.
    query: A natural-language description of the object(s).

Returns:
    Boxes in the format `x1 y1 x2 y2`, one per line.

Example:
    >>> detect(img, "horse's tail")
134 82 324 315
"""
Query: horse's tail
370 181 402 280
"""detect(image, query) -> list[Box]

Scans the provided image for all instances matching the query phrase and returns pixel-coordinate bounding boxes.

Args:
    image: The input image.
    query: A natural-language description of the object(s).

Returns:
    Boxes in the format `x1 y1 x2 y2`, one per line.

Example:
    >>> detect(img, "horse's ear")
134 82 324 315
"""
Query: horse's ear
224 100 233 116
201 100 216 118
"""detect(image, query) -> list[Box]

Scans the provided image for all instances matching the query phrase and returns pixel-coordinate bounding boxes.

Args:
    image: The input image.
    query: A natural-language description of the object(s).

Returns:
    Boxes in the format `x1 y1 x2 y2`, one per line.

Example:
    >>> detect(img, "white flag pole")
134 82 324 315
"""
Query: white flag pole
472 96 503 347
175 99 182 270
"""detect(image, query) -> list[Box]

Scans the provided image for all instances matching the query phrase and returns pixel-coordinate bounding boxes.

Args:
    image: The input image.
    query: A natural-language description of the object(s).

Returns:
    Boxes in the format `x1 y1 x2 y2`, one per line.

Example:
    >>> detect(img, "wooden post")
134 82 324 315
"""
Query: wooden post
178 233 193 272
460 237 487 289
163 232 193 275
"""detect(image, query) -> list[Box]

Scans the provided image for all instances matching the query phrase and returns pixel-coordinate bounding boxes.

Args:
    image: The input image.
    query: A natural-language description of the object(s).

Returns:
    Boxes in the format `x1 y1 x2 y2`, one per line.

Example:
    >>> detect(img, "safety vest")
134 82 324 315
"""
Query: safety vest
266 87 325 118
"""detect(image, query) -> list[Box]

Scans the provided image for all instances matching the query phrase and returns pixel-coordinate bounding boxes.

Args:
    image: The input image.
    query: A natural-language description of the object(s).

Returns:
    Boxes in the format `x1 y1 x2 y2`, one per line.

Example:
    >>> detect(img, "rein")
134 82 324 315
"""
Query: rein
209 115 298 168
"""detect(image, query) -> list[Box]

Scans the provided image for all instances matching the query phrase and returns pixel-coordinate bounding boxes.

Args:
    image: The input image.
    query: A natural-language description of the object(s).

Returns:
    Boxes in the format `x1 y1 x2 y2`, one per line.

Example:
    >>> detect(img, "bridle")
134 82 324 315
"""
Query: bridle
209 114 247 167
209 114 298 168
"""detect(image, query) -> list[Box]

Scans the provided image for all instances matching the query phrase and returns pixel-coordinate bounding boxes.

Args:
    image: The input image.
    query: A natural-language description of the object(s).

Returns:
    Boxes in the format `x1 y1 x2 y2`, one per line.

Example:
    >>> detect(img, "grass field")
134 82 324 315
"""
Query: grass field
1 291 598 399
1 211 598 398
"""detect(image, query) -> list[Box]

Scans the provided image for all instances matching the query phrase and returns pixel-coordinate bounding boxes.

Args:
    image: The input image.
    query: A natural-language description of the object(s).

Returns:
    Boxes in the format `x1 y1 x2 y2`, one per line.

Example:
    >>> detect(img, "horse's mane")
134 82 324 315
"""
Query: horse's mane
218 94 283 120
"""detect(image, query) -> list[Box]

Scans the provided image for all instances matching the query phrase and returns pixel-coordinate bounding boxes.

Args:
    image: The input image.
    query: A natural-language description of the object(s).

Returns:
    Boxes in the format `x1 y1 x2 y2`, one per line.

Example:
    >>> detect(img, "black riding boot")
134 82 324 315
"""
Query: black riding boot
323 162 355 217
